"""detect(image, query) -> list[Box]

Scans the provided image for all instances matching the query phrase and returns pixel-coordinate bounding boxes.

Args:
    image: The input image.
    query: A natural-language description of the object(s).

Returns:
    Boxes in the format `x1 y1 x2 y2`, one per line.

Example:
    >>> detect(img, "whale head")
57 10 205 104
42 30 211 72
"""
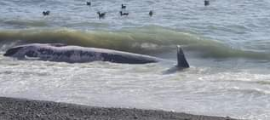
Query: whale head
4 44 41 58
4 46 24 57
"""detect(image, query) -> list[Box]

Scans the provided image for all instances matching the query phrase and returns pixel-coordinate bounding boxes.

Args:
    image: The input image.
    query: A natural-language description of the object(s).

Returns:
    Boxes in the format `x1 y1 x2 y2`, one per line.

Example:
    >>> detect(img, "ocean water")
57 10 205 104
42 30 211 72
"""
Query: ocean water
1 0 270 119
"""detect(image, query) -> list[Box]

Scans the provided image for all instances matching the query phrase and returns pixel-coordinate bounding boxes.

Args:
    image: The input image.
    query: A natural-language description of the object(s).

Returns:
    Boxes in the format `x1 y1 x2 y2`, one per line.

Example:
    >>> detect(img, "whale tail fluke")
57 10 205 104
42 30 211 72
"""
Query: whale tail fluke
177 45 189 68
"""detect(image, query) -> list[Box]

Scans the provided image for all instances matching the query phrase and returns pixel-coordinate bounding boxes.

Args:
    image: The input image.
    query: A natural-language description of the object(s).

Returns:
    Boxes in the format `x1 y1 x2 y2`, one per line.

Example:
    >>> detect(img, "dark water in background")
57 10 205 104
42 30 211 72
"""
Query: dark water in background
1 0 270 119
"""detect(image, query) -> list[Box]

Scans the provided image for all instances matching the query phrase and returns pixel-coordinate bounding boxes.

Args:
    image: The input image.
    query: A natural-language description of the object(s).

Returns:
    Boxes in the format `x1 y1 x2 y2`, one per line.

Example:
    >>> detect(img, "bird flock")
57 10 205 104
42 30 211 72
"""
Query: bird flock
42 1 154 19
42 0 210 18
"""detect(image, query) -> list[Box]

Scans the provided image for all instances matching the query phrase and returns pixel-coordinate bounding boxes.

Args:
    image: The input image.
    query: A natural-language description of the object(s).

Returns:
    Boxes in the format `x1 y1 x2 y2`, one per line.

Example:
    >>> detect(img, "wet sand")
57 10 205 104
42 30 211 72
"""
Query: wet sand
0 97 237 120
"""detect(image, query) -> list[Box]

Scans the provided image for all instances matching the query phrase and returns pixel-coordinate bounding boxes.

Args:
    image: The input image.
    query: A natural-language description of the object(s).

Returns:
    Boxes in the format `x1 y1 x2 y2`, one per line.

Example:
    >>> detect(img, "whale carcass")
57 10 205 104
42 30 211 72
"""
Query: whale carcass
4 43 189 68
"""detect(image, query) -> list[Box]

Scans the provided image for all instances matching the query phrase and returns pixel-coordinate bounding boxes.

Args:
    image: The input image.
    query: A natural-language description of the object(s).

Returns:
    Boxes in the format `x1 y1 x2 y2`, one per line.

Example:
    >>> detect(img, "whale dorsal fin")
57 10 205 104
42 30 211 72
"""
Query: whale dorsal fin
177 45 189 68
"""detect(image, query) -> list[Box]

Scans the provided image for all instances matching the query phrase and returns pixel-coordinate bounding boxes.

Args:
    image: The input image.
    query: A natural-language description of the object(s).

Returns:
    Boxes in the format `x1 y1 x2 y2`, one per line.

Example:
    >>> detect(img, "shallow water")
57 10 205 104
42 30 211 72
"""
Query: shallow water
1 0 270 119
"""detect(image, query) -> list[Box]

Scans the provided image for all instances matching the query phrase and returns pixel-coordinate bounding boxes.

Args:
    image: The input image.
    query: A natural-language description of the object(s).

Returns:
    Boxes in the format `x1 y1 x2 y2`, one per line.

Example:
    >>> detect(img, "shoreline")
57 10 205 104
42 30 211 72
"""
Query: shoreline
0 97 237 120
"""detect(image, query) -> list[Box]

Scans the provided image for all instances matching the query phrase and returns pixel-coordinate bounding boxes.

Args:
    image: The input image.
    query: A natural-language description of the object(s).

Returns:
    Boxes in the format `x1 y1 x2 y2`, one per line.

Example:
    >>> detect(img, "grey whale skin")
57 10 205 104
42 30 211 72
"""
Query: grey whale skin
4 43 189 68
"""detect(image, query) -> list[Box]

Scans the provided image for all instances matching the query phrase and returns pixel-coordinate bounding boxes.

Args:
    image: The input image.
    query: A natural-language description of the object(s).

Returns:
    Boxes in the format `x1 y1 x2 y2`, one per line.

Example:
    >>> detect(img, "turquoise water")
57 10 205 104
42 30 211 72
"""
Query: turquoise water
1 0 270 119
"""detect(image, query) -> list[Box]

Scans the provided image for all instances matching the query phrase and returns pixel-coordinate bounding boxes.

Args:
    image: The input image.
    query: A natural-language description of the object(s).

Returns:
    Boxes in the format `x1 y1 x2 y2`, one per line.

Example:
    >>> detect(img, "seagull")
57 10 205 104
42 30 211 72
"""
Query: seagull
204 0 210 6
42 11 50 16
97 12 106 19
121 4 126 9
149 10 153 17
86 2 91 6
120 11 129 16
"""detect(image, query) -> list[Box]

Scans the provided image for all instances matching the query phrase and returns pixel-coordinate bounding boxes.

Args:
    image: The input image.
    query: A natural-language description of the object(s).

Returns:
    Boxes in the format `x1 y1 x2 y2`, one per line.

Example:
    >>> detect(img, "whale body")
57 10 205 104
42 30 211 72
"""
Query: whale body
4 43 189 68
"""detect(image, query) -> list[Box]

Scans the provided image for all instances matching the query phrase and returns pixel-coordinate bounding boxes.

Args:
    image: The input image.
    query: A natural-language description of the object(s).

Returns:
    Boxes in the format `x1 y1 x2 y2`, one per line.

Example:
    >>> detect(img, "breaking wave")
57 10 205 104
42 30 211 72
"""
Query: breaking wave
0 26 269 60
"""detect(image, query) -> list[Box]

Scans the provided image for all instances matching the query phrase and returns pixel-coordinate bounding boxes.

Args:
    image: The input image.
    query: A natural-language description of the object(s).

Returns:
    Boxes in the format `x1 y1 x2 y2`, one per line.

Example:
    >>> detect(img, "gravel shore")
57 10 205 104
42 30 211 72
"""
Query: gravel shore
0 97 237 120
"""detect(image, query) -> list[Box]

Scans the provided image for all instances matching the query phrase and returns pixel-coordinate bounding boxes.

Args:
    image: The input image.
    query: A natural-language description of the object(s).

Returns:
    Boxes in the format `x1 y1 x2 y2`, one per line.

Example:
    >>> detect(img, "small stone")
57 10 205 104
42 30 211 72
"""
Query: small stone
45 104 50 108
1 111 5 115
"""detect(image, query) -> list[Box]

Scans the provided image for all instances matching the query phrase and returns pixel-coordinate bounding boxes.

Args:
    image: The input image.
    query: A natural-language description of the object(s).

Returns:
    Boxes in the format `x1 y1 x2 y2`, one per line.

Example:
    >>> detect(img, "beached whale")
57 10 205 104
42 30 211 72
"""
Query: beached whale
4 43 189 68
